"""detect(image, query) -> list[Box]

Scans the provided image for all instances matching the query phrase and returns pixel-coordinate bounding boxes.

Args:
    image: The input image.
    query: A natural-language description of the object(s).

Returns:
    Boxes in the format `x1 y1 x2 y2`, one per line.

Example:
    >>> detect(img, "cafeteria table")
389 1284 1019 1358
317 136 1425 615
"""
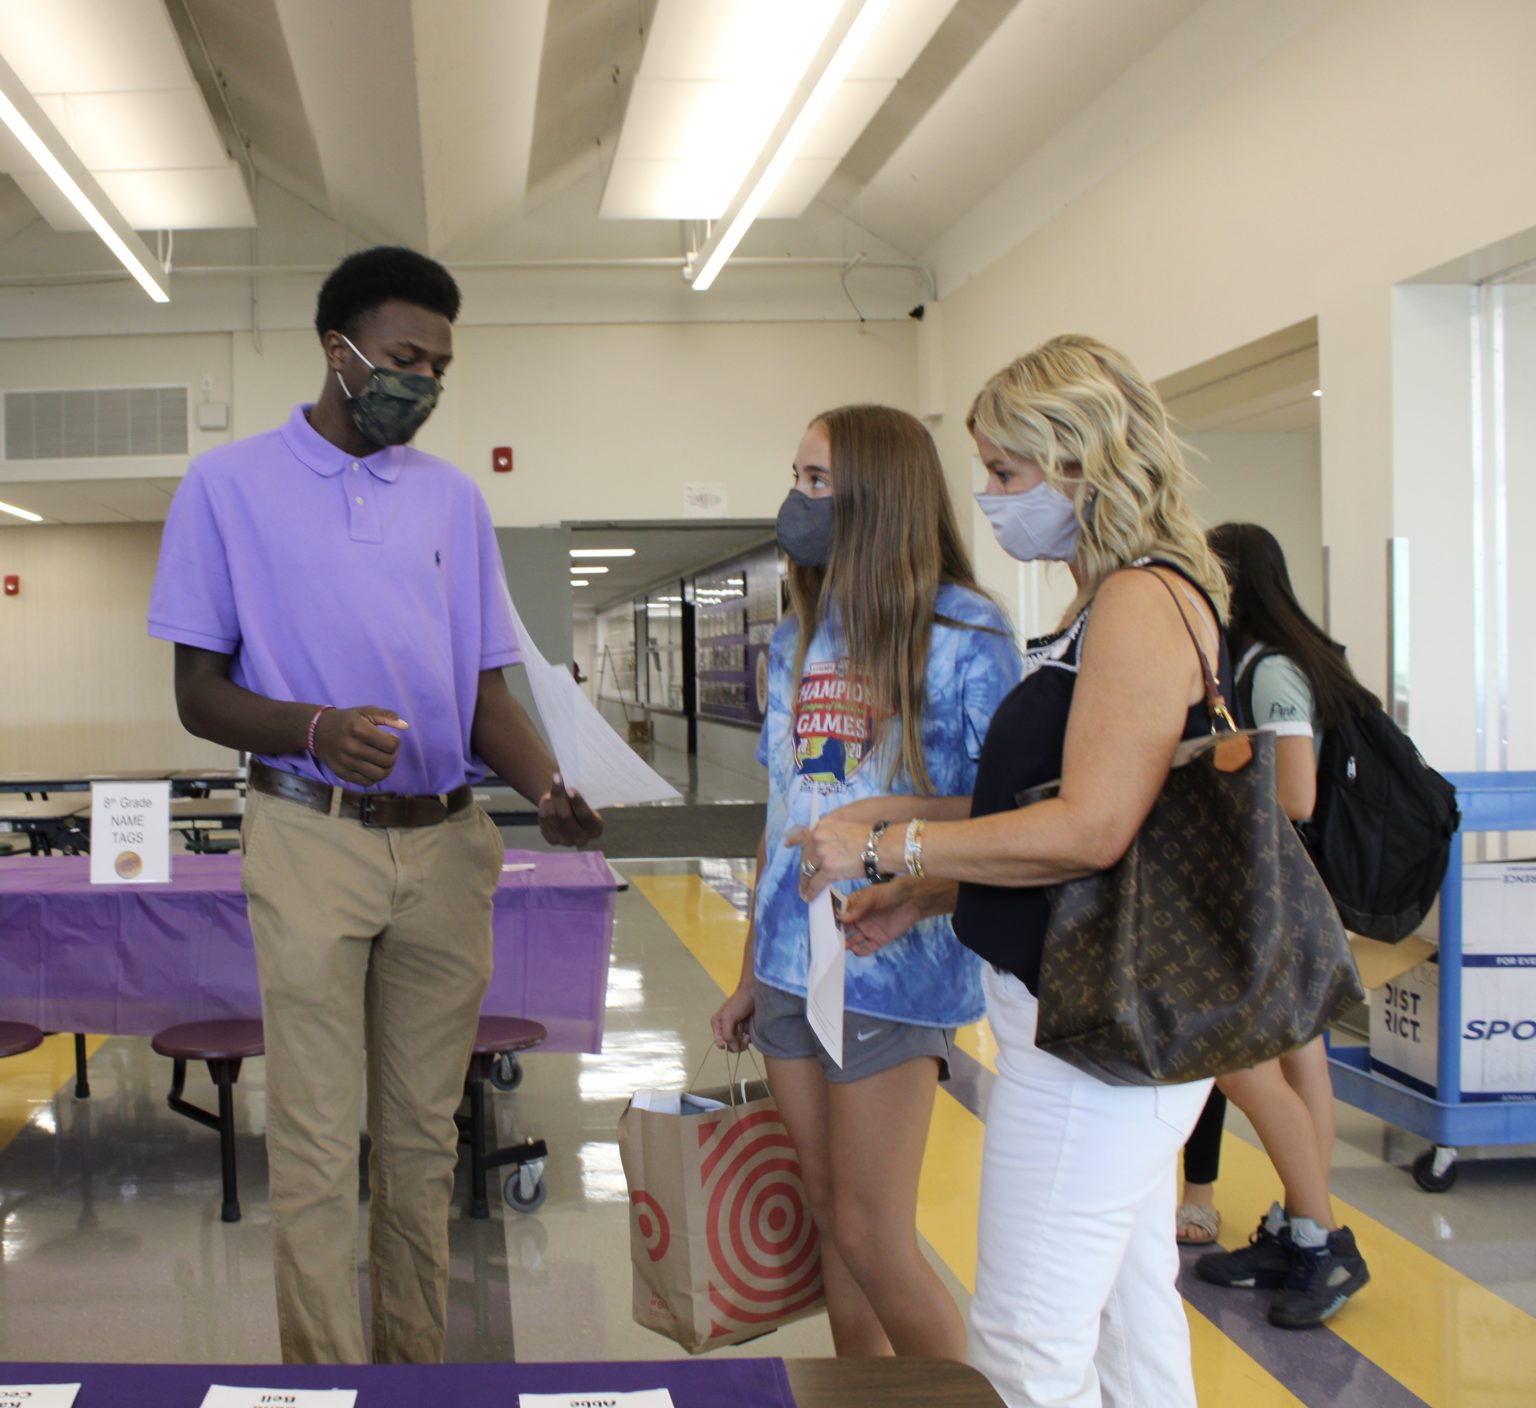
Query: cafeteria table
0 1356 1007 1407
0 851 618 1052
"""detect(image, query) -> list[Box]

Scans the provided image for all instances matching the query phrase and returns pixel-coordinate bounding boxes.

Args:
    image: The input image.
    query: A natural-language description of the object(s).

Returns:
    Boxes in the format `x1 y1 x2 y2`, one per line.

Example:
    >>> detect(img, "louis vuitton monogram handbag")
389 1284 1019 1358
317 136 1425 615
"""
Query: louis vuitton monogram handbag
1029 572 1362 1087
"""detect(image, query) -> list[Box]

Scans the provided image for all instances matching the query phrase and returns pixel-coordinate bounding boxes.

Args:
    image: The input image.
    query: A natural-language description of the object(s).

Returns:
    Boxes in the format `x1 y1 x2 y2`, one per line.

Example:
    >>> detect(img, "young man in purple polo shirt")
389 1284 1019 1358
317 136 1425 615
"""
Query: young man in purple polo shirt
148 247 600 1365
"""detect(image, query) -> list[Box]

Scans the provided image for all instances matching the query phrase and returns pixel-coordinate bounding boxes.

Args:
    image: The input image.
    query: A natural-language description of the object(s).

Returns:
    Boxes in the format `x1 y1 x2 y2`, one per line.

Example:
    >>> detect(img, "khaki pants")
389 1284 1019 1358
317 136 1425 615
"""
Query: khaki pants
240 785 505 1364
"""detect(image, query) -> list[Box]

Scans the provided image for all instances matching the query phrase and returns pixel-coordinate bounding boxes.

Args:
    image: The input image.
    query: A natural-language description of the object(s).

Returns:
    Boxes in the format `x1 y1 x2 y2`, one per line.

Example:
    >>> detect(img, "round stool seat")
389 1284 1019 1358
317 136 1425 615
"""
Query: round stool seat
151 1019 265 1062
0 1022 44 1060
472 1016 546 1055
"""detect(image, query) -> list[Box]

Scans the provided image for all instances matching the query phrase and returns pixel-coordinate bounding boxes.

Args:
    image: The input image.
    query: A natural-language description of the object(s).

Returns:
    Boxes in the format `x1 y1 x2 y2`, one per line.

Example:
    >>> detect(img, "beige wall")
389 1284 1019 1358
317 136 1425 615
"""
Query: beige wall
0 523 235 775
233 320 918 526
933 0 1536 762
1184 431 1324 623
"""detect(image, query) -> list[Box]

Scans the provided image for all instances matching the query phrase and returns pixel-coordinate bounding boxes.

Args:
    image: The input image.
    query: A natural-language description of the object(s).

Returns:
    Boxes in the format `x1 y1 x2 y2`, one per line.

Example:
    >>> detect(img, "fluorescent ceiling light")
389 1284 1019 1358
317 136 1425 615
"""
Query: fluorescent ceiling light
570 548 636 558
0 51 167 301
690 0 891 293
1312 389 1323 397
571 565 610 575
571 579 589 588
0 498 43 522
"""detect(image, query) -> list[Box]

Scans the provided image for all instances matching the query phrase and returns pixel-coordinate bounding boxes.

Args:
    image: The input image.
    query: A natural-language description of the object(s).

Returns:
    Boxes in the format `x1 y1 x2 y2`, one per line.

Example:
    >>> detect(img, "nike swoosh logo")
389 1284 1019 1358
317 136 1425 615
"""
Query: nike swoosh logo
855 1029 882 1042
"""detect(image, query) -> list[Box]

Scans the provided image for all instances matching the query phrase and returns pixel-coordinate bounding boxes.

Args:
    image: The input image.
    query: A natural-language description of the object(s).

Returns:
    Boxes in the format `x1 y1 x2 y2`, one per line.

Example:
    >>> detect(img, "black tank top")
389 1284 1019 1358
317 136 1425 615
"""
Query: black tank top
953 561 1233 994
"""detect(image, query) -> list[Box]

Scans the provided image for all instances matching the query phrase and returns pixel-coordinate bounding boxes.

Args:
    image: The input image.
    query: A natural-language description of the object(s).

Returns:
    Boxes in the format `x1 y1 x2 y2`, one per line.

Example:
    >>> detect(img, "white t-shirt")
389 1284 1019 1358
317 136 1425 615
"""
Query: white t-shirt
1238 643 1321 764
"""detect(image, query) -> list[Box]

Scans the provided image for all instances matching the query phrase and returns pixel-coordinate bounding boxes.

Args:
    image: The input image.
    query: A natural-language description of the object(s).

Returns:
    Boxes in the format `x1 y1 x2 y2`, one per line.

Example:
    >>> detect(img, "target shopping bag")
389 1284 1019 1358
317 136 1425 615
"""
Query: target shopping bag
617 1071 824 1352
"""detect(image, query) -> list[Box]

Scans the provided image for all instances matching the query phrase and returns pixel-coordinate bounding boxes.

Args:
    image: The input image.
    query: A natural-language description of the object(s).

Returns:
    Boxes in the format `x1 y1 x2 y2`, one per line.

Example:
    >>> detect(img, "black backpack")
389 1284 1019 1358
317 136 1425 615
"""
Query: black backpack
1237 649 1460 942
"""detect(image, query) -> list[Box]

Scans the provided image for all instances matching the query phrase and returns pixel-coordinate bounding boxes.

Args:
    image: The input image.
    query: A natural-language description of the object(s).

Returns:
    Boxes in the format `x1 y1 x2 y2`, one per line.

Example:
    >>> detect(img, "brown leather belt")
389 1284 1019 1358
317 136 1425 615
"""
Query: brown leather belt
249 760 474 829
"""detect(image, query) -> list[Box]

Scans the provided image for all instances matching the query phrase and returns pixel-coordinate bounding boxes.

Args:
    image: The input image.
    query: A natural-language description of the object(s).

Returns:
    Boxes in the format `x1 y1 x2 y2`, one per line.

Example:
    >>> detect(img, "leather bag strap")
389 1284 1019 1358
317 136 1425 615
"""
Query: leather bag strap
1136 566 1238 735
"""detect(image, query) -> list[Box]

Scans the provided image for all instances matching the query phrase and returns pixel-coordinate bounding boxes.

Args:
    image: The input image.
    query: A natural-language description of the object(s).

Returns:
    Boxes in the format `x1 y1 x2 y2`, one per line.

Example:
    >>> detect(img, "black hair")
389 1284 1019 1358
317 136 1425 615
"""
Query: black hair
313 246 461 340
1208 522 1380 729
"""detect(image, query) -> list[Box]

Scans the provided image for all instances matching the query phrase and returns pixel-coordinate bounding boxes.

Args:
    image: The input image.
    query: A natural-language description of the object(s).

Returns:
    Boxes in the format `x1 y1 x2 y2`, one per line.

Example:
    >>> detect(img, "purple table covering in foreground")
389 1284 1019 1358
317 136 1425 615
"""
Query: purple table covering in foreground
0 851 617 1053
0 1359 798 1408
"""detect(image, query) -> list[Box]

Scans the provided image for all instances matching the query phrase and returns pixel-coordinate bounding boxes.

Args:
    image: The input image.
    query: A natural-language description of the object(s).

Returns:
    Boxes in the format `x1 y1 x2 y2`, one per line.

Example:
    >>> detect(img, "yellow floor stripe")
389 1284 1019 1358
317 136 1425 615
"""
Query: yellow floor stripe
953 1016 999 1072
0 1033 104 1151
1207 1121 1536 1406
634 873 1298 1403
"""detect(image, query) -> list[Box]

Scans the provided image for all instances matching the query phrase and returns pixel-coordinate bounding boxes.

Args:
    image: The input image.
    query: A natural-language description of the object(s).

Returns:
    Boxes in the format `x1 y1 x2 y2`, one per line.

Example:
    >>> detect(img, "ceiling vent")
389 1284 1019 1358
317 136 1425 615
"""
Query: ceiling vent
3 385 188 460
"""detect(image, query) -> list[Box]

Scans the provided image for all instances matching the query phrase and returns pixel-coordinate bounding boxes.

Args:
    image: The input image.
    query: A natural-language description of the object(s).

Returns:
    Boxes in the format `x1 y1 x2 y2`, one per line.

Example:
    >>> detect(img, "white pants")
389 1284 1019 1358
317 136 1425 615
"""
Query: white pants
969 966 1212 1408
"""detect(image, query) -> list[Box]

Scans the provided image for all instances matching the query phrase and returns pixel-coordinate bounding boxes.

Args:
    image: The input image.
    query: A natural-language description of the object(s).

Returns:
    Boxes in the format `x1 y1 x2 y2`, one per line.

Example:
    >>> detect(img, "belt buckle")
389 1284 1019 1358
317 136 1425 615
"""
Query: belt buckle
358 793 389 828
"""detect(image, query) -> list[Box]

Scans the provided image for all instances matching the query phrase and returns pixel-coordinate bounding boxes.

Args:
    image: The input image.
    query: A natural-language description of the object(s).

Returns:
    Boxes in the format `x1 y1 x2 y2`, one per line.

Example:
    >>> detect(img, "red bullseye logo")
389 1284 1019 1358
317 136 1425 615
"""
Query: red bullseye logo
630 1189 670 1262
697 1109 823 1337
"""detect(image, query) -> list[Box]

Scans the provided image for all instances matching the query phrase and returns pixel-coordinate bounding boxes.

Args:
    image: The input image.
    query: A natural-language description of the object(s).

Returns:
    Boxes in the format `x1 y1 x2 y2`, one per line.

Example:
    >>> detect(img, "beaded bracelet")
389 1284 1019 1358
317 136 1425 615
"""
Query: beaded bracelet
305 704 334 758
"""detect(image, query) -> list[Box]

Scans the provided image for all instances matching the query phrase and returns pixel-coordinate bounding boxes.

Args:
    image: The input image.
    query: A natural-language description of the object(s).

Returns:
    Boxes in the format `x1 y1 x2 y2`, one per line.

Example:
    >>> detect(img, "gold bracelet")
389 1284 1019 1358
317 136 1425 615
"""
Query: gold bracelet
904 817 926 878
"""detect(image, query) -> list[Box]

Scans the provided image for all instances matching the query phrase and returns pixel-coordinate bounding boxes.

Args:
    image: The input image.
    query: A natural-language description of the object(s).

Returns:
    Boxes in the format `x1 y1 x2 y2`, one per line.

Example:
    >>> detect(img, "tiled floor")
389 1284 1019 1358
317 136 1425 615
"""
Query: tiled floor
3 772 1536 1401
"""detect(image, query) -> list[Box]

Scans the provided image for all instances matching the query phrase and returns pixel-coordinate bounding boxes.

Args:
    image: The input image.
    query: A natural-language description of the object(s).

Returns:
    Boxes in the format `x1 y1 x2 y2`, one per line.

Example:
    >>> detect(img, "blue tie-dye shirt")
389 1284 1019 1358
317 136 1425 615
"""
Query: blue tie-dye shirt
754 584 1021 1027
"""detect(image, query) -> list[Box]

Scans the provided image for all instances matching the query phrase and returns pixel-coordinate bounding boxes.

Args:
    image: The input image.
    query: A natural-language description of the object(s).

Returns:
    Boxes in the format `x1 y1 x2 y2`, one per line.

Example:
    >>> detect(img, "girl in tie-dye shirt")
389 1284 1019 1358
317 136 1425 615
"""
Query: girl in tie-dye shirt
710 404 1018 1360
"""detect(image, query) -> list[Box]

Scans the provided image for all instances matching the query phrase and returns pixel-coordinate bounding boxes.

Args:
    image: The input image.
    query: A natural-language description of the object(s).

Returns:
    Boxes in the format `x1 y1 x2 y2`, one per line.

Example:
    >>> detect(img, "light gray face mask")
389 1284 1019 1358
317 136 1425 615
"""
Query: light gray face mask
975 481 1082 563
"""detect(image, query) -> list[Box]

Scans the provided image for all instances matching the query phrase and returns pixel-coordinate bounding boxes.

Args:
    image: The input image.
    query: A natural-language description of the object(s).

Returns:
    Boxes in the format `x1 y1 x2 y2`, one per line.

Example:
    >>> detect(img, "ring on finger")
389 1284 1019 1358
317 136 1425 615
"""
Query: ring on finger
800 860 818 879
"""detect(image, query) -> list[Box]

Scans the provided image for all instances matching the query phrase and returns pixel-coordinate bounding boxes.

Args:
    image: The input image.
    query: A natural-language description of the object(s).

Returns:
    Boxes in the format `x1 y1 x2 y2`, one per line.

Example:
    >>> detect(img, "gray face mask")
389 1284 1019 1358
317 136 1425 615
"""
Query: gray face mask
335 334 441 446
776 489 835 568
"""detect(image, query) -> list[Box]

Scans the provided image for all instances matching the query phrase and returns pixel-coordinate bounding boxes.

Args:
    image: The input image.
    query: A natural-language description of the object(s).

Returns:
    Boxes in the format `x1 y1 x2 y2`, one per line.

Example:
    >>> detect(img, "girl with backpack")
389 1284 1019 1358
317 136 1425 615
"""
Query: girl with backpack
1192 521 1371 1329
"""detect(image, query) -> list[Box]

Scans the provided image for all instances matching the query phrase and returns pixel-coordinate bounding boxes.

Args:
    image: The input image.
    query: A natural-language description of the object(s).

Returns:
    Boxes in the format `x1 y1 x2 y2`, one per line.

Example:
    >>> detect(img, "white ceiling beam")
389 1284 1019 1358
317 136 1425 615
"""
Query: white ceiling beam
0 48 168 301
273 0 429 250
413 0 549 257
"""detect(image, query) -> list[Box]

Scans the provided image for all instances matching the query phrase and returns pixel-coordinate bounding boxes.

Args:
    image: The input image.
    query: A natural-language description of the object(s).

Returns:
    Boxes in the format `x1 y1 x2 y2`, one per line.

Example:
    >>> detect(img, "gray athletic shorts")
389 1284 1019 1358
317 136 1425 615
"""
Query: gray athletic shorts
750 980 952 1084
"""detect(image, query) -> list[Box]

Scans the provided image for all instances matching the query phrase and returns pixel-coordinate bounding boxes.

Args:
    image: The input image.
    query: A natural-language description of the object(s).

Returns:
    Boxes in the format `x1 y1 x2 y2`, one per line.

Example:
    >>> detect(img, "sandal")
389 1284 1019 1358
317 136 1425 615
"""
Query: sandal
1176 1203 1221 1245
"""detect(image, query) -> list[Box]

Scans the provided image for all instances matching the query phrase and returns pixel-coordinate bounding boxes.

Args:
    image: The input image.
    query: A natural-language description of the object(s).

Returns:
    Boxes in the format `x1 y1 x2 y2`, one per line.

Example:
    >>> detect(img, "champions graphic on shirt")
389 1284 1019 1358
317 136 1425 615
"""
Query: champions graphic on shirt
793 658 880 785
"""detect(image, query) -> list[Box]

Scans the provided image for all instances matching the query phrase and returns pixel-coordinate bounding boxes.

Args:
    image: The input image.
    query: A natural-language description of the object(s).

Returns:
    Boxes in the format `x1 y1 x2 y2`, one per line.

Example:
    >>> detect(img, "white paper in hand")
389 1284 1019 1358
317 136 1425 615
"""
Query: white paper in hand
803 787 845 1067
499 582 679 812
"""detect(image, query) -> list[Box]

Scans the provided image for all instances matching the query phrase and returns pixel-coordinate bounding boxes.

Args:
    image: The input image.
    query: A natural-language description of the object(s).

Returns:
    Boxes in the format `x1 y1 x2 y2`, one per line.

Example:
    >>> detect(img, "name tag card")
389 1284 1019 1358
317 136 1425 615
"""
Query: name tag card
0 1385 81 1408
519 1392 675 1408
200 1388 358 1408
90 781 170 885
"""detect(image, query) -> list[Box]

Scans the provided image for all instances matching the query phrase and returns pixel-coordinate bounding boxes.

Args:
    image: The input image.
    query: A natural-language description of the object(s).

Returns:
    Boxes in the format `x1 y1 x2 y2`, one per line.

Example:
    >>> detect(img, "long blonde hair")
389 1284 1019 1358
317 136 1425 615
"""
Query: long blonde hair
787 404 990 794
967 334 1228 621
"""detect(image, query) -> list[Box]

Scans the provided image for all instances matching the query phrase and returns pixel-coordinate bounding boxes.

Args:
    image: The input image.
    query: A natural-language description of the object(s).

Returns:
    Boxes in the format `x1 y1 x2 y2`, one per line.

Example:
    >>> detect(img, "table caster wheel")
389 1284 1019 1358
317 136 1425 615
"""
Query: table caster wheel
491 1053 523 1091
1413 1146 1458 1192
505 1169 547 1213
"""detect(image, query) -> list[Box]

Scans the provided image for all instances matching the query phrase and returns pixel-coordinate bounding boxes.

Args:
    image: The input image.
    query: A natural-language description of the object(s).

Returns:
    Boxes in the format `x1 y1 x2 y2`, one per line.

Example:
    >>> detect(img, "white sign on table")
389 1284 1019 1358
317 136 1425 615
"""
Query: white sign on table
803 787 845 1068
200 1387 357 1408
0 1385 80 1408
89 780 170 885
519 1391 675 1408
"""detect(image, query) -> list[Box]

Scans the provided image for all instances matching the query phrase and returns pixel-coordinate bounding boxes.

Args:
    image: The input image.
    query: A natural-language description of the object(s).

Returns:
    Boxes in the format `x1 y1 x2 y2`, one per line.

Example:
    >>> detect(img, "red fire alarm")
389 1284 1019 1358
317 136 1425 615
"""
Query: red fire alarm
3 575 17 596
492 447 513 473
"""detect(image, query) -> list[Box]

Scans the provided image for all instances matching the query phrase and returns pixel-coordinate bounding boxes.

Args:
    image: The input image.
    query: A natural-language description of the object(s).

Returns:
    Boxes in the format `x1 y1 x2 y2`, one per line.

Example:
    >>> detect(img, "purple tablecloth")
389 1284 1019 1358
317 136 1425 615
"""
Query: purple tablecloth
0 851 617 1053
0 1359 797 1408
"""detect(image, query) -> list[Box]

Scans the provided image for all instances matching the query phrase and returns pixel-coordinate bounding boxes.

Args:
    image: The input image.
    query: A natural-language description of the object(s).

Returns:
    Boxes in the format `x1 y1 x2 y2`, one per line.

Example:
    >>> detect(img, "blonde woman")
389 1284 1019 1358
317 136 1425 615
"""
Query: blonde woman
795 339 1230 1407
710 405 1019 1359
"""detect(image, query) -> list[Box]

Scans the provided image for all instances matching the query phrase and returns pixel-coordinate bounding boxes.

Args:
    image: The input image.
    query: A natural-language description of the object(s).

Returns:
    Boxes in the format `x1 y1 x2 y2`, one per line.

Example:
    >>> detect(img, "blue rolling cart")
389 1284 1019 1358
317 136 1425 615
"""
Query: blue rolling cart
1327 771 1536 1192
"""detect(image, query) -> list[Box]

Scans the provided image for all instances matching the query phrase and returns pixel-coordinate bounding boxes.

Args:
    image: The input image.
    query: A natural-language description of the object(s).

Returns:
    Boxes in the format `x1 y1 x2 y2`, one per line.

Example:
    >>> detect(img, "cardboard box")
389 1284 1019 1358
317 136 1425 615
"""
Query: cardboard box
1370 959 1536 1101
1462 859 1536 956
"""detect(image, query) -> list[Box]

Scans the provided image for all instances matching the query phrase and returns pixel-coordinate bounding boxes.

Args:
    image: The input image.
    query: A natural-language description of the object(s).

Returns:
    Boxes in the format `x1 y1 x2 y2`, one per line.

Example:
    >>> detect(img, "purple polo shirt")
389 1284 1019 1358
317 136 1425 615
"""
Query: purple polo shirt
149 405 521 794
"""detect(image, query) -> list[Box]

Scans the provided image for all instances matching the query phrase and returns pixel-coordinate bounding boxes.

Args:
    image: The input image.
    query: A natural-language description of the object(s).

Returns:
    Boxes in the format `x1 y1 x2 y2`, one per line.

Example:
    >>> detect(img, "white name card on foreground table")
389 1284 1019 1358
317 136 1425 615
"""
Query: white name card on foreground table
89 781 169 885
0 1384 80 1408
519 1391 675 1408
201 1387 357 1408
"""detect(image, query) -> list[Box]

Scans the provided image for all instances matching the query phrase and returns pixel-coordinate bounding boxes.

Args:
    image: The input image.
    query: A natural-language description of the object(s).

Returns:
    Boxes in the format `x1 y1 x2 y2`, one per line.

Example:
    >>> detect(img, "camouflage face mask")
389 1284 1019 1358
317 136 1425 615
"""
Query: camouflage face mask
335 334 441 446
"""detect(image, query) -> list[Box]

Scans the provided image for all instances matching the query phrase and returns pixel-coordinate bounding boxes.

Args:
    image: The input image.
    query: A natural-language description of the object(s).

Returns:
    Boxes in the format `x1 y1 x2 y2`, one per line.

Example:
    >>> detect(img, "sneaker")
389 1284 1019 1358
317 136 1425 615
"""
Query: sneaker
1194 1210 1294 1289
1268 1226 1370 1328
